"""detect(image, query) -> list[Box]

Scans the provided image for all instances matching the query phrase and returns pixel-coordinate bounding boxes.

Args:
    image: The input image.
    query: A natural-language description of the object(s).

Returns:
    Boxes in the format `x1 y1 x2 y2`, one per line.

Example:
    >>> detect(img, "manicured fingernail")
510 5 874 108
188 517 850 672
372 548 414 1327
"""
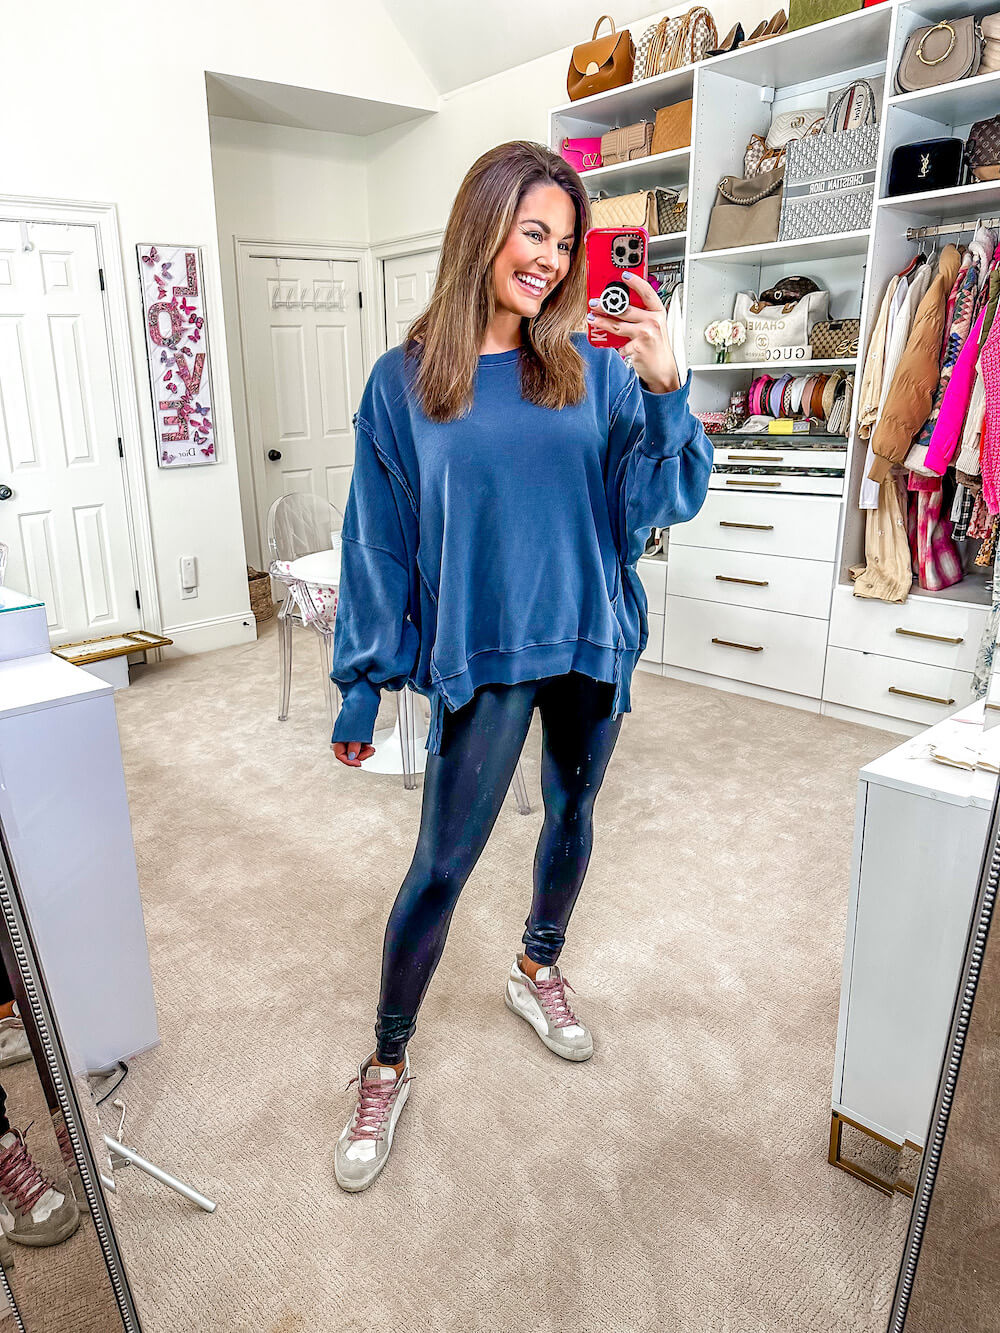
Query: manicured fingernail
586 312 595 322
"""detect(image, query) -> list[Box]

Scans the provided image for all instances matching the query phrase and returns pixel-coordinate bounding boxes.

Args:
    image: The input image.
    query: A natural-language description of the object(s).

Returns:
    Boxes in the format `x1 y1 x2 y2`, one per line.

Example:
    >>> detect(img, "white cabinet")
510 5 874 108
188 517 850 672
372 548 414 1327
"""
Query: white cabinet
832 703 994 1180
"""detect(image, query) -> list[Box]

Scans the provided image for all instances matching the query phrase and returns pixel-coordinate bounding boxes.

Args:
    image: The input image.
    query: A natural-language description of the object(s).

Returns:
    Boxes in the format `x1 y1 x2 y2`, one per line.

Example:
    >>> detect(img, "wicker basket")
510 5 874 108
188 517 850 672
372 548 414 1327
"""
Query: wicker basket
247 566 277 623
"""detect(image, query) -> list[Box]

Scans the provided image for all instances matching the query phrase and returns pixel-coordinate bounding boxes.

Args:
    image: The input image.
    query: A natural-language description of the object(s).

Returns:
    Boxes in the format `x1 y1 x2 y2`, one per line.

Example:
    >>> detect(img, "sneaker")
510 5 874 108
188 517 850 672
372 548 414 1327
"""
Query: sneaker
505 955 593 1061
0 1131 80 1247
334 1052 413 1193
0 1009 31 1069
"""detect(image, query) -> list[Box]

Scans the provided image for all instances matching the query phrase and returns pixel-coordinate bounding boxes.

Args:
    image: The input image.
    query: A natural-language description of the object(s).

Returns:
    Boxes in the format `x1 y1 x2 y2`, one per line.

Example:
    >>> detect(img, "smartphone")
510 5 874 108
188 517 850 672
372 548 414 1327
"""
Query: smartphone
584 226 649 351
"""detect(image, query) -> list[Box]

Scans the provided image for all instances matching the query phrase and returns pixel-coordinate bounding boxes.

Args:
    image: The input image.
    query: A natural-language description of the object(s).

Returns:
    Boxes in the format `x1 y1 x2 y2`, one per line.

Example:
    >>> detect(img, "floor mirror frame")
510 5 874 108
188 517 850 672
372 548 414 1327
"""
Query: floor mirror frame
0 821 143 1333
887 770 1000 1331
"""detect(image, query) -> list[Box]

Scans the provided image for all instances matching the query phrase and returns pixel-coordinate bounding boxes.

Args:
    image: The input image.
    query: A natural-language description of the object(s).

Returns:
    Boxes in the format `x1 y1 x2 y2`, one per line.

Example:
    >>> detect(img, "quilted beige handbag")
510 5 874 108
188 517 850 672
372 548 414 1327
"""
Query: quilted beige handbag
591 190 657 233
601 121 653 166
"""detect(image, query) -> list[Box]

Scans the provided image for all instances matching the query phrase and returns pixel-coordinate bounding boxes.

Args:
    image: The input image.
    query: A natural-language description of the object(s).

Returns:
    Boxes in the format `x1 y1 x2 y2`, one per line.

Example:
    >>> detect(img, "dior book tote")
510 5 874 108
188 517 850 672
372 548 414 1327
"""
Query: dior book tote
778 80 879 241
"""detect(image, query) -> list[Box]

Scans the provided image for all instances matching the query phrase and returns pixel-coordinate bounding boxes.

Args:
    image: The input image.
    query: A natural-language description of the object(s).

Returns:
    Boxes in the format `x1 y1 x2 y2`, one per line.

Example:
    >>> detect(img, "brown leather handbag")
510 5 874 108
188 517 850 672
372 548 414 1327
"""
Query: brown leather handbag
567 16 635 102
651 99 693 154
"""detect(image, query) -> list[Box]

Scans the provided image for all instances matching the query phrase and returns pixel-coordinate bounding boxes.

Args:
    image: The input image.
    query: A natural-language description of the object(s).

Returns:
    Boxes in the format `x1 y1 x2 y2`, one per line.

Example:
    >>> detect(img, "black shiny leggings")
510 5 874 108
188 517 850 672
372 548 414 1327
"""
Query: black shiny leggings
374 671 623 1063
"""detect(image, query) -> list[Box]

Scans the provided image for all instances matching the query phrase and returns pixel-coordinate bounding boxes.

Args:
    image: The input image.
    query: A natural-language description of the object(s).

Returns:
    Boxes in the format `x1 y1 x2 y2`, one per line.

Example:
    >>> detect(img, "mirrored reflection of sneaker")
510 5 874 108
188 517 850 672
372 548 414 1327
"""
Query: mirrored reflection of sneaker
505 955 594 1061
334 1052 413 1193
0 1008 31 1069
0 1131 80 1247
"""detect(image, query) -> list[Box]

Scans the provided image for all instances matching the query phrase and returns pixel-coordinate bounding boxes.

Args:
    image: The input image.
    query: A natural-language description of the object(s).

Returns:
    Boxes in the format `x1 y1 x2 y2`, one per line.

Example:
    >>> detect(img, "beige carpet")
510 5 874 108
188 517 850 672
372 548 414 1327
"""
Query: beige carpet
105 621 912 1332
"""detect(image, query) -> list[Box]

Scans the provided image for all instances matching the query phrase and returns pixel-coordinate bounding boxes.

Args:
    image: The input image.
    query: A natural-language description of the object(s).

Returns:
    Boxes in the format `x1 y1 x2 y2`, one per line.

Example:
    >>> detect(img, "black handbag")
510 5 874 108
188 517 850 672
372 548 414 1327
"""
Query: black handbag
886 137 969 196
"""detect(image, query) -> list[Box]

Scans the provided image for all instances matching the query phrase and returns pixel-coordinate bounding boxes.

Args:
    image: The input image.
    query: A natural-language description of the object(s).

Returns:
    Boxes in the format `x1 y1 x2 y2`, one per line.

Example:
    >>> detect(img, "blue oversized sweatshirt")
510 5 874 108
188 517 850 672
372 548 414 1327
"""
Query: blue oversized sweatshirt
330 331 711 755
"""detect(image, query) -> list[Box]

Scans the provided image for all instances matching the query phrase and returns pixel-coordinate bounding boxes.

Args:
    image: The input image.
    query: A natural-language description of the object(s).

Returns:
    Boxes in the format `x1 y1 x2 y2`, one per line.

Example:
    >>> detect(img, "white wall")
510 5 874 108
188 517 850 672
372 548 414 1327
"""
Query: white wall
208 118 371 567
1 0 436 653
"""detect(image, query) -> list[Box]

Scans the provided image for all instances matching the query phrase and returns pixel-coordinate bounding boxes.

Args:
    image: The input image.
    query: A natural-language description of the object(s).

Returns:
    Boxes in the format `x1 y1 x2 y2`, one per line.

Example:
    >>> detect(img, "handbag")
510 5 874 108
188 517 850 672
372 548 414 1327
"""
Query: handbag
778 80 879 241
654 187 687 235
560 138 602 172
635 7 718 79
745 109 824 175
789 0 862 32
704 167 785 251
894 17 983 94
567 15 635 102
758 276 820 305
591 190 657 233
983 13 1000 73
967 115 1000 181
887 138 969 195
651 99 693 155
731 288 830 362
810 317 861 357
601 121 653 165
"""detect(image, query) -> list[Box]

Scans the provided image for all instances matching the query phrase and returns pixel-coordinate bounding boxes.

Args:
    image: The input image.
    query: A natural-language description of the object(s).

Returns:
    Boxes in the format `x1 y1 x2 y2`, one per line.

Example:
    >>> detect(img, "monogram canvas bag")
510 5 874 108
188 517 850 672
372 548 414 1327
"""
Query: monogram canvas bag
730 289 830 362
810 317 861 357
778 80 879 240
635 7 717 78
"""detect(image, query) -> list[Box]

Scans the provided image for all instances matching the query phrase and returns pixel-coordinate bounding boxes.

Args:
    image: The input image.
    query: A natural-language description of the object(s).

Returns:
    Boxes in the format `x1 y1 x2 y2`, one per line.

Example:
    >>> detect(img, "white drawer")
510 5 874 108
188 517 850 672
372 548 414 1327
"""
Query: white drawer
824 646 976 727
713 445 847 470
640 611 664 664
636 556 667 616
664 596 827 696
709 472 844 497
667 546 834 618
671 491 841 560
829 586 987 674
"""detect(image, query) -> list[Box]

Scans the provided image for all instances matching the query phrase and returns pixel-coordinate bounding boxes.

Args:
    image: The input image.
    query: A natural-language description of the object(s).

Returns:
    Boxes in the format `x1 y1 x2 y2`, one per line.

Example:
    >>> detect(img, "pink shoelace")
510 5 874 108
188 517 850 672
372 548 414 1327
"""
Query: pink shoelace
534 974 578 1029
345 1072 414 1143
0 1131 54 1214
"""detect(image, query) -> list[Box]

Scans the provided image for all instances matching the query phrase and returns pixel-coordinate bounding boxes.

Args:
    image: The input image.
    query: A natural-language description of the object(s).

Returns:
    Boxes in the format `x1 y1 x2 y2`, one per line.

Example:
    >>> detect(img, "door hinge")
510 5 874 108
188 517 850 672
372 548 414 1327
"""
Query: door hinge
117 437 124 458
98 267 105 292
134 589 141 611
358 290 363 308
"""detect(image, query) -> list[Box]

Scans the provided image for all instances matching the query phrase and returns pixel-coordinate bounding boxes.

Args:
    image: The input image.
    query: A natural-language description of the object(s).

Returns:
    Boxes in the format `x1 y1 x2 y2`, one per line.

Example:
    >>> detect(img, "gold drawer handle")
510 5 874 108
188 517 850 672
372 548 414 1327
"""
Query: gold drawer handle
725 478 781 487
895 627 964 646
986 702 1000 712
888 686 955 706
716 575 769 587
727 453 783 462
719 521 774 531
712 637 763 652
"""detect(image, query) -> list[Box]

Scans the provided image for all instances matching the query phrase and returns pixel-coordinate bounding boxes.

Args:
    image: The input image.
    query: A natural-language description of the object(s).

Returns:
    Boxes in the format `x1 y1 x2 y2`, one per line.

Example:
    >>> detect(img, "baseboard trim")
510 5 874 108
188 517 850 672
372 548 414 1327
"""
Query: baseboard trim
820 700 919 736
160 612 258 656
659 663 822 714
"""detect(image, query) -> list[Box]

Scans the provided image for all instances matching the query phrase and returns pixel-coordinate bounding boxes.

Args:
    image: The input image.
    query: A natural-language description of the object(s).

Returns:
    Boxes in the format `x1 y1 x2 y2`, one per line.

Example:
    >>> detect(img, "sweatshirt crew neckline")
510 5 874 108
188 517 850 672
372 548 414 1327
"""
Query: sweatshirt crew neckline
478 347 522 364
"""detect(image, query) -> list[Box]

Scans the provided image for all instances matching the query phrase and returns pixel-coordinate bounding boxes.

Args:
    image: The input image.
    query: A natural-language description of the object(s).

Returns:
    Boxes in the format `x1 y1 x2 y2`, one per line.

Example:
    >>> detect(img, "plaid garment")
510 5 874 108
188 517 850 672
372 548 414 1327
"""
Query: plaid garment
951 484 976 539
907 485 964 591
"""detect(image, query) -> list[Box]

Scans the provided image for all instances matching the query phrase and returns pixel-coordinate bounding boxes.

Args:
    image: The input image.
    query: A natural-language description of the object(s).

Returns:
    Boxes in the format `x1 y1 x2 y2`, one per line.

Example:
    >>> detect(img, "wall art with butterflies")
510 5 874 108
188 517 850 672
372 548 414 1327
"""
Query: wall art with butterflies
137 244 218 468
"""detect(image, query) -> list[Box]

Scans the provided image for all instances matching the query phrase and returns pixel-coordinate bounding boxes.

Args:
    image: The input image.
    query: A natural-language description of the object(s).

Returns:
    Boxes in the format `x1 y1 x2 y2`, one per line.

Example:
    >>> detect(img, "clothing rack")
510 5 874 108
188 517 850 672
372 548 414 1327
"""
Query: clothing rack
905 216 1000 241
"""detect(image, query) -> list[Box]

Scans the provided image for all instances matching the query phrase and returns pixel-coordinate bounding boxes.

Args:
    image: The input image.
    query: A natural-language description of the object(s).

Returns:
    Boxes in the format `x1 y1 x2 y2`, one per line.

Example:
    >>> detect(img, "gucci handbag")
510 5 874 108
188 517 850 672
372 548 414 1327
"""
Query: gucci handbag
704 167 785 251
810 317 861 357
591 190 658 233
731 289 830 362
654 186 687 235
887 138 969 195
560 138 602 172
778 80 879 241
567 15 635 102
601 121 653 165
894 17 982 93
967 115 1000 181
651 99 693 154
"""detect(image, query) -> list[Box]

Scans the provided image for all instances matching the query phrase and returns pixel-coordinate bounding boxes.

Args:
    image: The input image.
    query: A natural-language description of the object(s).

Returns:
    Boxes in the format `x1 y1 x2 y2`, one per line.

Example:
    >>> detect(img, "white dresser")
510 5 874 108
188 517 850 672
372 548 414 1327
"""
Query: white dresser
831 701 995 1192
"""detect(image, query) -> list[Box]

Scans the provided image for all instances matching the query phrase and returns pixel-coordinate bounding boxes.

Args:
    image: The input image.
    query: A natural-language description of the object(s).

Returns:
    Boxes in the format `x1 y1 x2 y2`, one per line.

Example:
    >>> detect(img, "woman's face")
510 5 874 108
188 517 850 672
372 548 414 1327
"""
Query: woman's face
493 183 576 319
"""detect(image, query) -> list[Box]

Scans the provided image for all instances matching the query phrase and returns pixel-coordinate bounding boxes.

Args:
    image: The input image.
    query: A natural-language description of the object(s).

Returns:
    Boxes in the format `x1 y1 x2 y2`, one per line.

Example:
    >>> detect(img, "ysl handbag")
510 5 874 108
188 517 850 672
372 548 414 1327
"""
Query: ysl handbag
967 115 1000 181
591 190 658 233
810 317 861 357
731 289 830 362
788 0 862 32
887 138 969 195
894 17 983 94
601 121 653 165
567 15 635 102
560 138 602 172
704 167 785 251
778 80 878 241
651 99 694 155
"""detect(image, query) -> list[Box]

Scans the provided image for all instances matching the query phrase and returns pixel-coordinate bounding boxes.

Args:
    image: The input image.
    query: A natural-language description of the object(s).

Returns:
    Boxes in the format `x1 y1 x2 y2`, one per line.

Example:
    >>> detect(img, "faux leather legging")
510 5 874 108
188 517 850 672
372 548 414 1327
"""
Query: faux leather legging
374 671 623 1063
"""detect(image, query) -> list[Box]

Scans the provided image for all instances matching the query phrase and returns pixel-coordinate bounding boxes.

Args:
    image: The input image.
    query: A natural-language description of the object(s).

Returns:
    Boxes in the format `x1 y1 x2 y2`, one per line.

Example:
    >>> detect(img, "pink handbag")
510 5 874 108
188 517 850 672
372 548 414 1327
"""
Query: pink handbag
560 137 602 173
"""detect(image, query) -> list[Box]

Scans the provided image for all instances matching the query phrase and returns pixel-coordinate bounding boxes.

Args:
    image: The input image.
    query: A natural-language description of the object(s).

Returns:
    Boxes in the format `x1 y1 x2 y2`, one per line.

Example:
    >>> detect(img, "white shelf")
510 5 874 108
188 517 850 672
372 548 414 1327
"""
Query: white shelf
690 230 871 265
878 178 1000 220
648 231 687 256
888 69 1000 129
702 5 891 88
580 148 689 196
690 358 858 372
550 65 695 128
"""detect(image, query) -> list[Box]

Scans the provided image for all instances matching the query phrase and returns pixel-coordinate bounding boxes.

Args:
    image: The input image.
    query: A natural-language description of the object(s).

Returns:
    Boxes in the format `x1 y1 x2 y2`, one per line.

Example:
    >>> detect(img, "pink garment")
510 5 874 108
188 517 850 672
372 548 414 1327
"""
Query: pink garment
907 486 963 591
924 307 988 475
981 315 1000 514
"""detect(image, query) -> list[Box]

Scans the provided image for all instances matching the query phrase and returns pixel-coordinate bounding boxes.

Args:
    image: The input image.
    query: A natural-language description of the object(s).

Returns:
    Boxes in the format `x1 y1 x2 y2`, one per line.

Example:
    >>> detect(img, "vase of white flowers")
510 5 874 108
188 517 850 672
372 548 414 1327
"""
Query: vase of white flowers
704 319 747 364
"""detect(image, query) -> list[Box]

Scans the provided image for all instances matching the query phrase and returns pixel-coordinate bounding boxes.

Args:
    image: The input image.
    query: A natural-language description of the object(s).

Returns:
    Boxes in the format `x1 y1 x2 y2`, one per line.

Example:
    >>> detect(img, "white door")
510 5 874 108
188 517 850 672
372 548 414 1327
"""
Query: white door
383 250 440 348
0 220 137 641
243 257 366 551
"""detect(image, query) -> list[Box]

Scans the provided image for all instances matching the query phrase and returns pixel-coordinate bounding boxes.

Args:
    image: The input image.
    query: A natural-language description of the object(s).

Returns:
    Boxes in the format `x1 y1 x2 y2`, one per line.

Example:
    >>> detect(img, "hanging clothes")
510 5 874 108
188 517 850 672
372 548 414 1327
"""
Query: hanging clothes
852 467 912 602
907 484 964 591
923 306 988 475
980 310 1000 513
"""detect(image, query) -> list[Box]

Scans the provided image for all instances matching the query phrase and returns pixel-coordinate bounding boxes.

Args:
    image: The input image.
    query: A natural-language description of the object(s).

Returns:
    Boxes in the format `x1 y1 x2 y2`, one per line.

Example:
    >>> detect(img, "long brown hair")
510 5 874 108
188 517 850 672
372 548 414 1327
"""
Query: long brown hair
407 141 591 422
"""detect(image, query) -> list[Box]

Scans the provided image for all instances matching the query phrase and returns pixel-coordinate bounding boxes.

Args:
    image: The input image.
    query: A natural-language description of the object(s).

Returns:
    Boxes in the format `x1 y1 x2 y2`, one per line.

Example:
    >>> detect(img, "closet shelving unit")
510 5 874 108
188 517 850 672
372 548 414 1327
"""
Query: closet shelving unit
549 0 999 733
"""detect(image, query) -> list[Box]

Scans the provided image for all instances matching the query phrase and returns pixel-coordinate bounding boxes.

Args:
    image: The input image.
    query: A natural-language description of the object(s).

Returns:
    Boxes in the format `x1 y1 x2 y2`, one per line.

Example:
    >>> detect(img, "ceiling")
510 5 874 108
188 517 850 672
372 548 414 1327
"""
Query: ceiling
381 1 668 94
206 73 436 136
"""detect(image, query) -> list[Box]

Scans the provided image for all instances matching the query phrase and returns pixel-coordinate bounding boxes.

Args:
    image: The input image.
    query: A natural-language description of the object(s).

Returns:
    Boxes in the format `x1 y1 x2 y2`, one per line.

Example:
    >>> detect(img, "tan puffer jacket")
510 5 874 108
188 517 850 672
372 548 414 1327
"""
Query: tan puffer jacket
868 244 961 485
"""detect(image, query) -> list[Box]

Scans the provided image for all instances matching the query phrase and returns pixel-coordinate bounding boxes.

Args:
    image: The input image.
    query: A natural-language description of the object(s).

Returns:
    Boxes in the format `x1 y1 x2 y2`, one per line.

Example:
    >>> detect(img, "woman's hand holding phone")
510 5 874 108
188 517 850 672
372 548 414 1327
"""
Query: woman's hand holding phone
587 271 680 395
333 740 376 767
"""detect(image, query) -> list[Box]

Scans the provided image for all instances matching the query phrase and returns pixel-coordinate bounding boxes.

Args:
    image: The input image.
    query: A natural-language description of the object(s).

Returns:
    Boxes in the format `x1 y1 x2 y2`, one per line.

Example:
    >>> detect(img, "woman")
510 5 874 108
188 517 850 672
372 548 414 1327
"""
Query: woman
329 141 711 1192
